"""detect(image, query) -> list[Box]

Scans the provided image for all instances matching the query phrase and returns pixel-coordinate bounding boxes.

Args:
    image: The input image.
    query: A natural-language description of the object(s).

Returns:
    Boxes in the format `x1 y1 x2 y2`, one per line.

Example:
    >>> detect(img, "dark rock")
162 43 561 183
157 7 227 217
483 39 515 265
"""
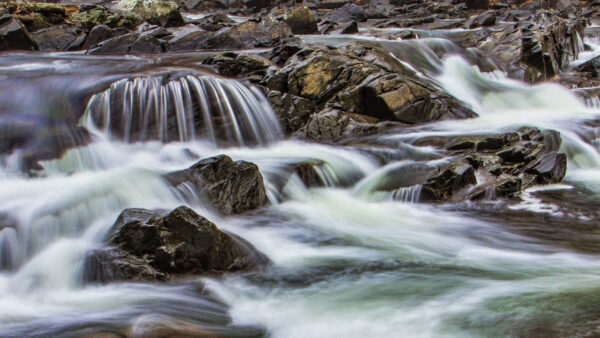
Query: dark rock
87 32 139 54
83 24 114 49
284 7 318 34
466 10 495 29
465 0 489 9
203 52 271 78
130 34 163 53
165 155 268 215
82 206 270 283
166 27 210 51
476 136 505 151
70 7 142 31
0 18 38 51
32 24 83 51
421 164 477 202
527 152 567 184
203 20 293 49
330 3 366 23
577 55 600 78
340 21 359 34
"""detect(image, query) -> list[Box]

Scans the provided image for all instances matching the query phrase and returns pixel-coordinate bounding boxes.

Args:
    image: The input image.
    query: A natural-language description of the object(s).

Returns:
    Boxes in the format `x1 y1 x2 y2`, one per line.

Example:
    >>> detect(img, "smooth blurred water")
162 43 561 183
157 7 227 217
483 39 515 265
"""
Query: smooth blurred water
1 34 600 337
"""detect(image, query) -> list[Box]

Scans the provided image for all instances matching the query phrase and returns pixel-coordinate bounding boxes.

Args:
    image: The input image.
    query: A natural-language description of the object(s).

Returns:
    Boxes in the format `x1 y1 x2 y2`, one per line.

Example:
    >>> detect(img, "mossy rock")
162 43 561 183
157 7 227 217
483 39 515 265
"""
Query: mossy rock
70 8 142 30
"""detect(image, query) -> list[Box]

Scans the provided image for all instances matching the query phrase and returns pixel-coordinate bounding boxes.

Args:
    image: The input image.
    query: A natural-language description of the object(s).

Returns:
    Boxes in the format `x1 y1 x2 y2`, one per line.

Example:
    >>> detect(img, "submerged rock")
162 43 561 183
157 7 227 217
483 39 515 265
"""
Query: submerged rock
165 155 268 215
82 206 270 283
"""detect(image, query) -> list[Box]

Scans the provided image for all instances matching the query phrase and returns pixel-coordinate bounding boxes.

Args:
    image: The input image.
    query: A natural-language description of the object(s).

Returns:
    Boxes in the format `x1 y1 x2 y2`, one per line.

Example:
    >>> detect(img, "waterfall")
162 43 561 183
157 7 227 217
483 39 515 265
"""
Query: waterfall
82 74 283 146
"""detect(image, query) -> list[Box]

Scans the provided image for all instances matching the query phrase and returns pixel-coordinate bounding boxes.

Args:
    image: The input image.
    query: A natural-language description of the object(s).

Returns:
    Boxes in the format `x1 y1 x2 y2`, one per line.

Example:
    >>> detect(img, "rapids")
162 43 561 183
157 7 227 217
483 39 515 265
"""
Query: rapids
1 33 600 337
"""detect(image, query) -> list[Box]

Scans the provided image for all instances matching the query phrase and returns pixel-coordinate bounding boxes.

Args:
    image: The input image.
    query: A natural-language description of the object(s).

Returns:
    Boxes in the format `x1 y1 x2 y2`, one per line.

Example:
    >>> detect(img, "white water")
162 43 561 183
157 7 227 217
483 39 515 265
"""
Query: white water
1 35 600 337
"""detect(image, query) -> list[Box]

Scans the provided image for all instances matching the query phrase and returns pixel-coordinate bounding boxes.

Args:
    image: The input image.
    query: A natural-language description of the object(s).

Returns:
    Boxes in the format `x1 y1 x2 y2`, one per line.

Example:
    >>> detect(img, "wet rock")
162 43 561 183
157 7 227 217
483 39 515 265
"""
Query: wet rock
203 19 293 49
262 41 475 139
113 0 184 27
82 24 115 49
165 155 268 215
32 24 84 51
87 32 139 54
203 52 271 79
465 0 489 9
284 7 318 34
466 10 495 29
166 27 210 51
527 152 567 184
421 164 477 202
330 3 366 23
130 34 163 53
415 128 568 202
82 206 270 283
297 109 384 141
0 18 38 51
576 55 600 78
340 21 359 34
70 6 141 31
192 13 235 32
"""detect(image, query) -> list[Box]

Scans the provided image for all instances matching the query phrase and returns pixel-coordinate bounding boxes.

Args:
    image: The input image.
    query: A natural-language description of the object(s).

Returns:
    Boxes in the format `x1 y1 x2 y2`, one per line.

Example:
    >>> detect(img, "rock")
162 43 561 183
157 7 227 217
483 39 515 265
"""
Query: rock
527 152 567 184
297 109 383 141
262 41 476 138
203 19 293 49
0 18 38 51
340 21 359 34
130 34 163 53
421 164 477 202
166 26 209 51
82 24 115 49
330 3 366 23
87 32 139 54
577 55 600 78
165 155 268 215
414 128 568 202
32 24 83 51
203 52 271 79
113 0 184 27
284 7 318 34
82 206 270 283
465 0 489 9
192 13 235 32
466 10 495 29
70 7 141 31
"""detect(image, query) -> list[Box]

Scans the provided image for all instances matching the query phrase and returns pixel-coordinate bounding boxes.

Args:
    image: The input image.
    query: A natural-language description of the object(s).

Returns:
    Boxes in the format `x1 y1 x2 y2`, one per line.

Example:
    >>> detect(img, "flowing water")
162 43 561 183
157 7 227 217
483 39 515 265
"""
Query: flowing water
1 32 600 337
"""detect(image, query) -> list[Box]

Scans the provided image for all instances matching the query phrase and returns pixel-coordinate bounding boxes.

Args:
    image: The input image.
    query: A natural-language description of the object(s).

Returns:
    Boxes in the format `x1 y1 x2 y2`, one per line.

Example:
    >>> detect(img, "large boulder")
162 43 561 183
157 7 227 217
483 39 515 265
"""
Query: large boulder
0 18 38 51
87 32 139 54
261 41 475 137
82 206 270 283
82 24 116 49
413 128 568 202
330 3 366 23
165 155 269 215
32 24 84 51
202 19 293 50
113 0 185 27
70 6 142 30
284 7 318 34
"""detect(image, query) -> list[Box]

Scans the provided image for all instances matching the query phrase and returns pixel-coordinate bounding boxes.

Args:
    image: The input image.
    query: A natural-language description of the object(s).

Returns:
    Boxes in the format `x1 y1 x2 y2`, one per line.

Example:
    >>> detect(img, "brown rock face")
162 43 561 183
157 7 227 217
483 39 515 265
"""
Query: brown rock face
82 206 270 283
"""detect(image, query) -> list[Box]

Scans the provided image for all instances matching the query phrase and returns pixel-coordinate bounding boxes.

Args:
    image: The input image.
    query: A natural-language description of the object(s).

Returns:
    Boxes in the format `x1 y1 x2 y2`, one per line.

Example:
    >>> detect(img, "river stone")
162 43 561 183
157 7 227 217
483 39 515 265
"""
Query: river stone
87 32 139 54
202 19 293 49
0 18 38 51
165 155 268 215
113 0 184 27
330 3 366 23
32 24 83 51
82 24 115 49
82 206 270 283
284 7 318 34
70 7 142 31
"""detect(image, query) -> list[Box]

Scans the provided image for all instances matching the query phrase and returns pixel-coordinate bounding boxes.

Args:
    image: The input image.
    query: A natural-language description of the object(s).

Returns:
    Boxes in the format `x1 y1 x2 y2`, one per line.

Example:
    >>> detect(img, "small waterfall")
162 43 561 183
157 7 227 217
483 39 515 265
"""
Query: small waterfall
0 228 17 271
82 74 283 146
585 97 600 109
384 185 422 203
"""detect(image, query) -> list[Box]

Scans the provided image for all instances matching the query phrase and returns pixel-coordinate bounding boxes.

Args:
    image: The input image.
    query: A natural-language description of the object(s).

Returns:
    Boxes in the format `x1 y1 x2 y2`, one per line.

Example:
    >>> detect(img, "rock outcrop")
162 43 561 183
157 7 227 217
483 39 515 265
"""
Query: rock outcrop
82 206 270 283
165 155 269 215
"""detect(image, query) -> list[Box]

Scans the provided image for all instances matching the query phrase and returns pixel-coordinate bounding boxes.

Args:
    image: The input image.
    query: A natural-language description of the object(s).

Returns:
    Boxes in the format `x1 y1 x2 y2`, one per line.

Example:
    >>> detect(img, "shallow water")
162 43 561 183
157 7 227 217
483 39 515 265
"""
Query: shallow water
1 33 600 337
